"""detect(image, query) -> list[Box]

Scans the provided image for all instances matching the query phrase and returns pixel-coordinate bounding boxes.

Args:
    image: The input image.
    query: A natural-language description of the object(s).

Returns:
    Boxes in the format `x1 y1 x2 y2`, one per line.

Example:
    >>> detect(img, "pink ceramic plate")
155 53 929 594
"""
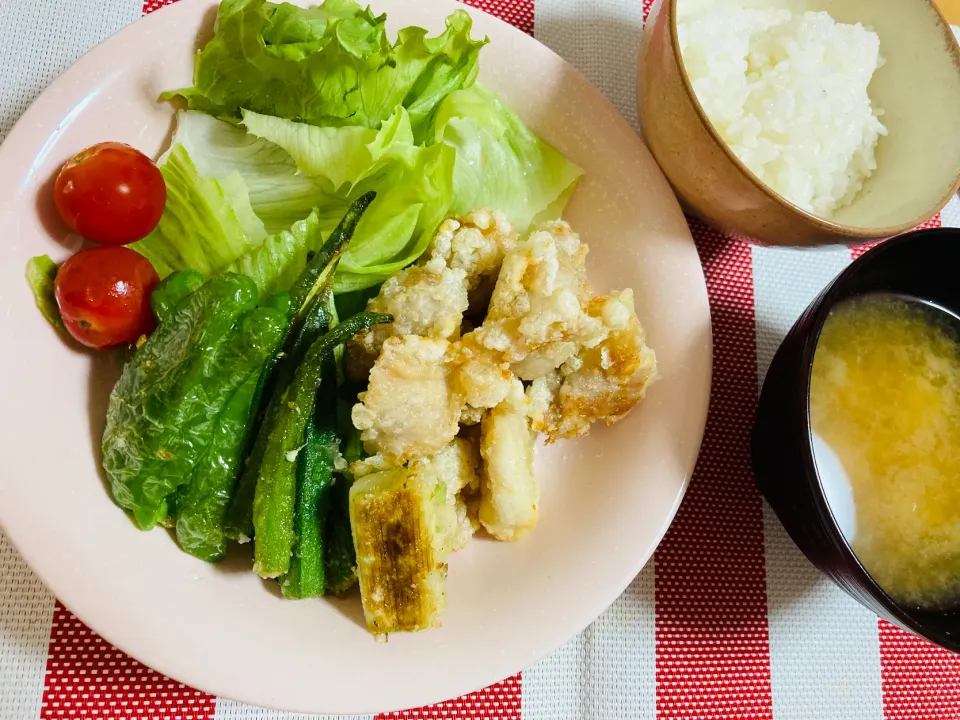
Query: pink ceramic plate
0 0 710 713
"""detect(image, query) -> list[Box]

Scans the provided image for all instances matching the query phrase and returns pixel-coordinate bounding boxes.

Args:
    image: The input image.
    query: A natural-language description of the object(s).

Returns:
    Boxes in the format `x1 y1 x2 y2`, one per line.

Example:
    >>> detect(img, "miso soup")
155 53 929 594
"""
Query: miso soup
810 294 960 610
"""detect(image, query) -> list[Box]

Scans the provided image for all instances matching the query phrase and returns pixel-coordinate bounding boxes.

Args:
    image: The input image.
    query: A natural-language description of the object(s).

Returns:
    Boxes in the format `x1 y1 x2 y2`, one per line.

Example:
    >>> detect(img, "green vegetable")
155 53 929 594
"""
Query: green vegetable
102 273 281 530
222 296 333 545
223 194 372 542
280 418 338 598
324 474 357 594
241 110 378 191
165 110 331 234
134 139 333 295
225 208 329 297
25 255 62 331
163 0 486 143
148 108 452 294
334 285 380 321
282 330 341 597
238 107 456 293
151 270 205 324
287 192 374 311
112 0 580 316
132 146 267 278
172 293 292 560
251 311 391 578
175 359 259 561
434 84 583 231
324 395 363 594
276 288 333 390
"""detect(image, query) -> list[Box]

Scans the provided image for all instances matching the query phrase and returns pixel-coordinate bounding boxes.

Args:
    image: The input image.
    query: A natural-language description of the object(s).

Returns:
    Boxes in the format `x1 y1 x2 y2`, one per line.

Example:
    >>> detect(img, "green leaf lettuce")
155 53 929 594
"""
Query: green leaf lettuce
163 0 487 143
434 84 583 231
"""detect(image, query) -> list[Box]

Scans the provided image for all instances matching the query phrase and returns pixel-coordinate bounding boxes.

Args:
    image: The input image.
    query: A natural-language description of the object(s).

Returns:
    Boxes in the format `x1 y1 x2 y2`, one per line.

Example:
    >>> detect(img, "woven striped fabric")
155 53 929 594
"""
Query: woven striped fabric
2 0 960 718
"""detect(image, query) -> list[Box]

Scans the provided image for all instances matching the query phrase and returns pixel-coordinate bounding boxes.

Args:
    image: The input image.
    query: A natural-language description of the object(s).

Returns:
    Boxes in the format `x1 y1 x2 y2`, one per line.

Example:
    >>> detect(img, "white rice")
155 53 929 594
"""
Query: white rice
677 1 887 217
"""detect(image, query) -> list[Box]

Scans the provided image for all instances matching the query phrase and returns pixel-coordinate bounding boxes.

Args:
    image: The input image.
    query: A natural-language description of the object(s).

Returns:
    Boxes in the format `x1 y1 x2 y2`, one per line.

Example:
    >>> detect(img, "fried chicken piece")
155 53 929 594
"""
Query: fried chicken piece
459 405 487 426
478 382 539 542
351 336 465 465
527 289 657 442
471 220 607 380
414 436 483 554
424 209 517 292
345 265 469 380
450 334 516 425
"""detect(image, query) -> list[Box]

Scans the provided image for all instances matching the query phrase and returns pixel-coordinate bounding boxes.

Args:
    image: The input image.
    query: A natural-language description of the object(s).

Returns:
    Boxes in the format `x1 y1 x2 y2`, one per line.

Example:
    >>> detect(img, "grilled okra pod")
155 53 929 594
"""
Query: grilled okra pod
279 420 338 598
252 312 392 579
224 195 375 542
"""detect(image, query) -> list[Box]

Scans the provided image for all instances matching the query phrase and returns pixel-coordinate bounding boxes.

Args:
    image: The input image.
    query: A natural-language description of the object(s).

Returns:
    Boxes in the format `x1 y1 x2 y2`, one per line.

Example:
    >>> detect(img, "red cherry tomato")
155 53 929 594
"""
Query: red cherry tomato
54 246 160 349
54 142 166 246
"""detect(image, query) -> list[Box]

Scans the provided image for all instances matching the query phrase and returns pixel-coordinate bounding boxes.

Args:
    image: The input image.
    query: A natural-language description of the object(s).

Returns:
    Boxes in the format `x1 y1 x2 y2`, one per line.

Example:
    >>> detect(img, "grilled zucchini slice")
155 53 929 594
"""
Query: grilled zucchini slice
350 464 448 634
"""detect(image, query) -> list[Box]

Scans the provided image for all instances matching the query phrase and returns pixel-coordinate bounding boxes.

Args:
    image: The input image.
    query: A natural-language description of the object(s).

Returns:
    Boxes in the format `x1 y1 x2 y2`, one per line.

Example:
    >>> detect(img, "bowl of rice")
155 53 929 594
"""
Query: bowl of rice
638 0 960 246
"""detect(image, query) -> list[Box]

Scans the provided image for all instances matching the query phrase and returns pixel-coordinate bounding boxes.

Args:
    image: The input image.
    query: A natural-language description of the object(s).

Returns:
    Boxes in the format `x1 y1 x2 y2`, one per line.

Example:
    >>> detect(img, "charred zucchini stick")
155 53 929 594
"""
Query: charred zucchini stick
350 464 448 633
252 312 392 578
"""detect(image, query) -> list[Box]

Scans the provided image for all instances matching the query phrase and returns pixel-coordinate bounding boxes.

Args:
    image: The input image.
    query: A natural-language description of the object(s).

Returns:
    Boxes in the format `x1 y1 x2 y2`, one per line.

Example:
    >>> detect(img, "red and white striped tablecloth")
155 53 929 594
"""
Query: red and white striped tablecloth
2 0 960 718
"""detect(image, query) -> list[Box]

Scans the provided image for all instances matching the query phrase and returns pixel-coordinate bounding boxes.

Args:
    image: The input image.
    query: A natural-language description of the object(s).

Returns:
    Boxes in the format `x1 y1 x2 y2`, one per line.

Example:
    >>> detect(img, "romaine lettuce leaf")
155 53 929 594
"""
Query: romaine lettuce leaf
143 109 454 294
434 84 583 231
163 0 486 143
226 209 328 296
164 110 332 233
132 145 268 277
241 106 455 291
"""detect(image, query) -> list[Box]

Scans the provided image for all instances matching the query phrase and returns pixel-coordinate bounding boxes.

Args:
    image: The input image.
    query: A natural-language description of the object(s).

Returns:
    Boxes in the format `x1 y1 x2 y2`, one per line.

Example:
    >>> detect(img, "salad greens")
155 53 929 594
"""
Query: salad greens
126 0 580 298
434 85 584 231
242 106 457 292
162 0 485 143
132 146 267 278
225 209 330 297
161 110 329 233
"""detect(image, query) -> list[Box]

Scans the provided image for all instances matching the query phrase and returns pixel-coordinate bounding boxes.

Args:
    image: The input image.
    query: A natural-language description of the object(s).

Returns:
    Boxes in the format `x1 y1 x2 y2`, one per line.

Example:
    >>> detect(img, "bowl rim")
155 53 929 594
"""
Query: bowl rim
665 0 960 239
792 227 960 649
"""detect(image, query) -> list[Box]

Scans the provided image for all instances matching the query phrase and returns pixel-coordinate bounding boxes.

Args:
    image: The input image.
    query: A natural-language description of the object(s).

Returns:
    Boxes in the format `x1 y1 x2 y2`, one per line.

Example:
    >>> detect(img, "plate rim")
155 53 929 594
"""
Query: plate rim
0 0 712 712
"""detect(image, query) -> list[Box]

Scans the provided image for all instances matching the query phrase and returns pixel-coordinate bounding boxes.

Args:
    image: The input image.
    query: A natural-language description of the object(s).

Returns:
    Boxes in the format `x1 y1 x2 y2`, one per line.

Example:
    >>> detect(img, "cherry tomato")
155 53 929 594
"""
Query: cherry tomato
54 142 166 246
54 246 160 349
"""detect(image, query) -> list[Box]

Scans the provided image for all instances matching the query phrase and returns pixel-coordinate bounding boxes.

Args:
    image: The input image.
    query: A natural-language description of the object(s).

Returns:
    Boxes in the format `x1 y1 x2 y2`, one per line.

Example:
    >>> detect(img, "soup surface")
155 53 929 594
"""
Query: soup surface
810 294 960 610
